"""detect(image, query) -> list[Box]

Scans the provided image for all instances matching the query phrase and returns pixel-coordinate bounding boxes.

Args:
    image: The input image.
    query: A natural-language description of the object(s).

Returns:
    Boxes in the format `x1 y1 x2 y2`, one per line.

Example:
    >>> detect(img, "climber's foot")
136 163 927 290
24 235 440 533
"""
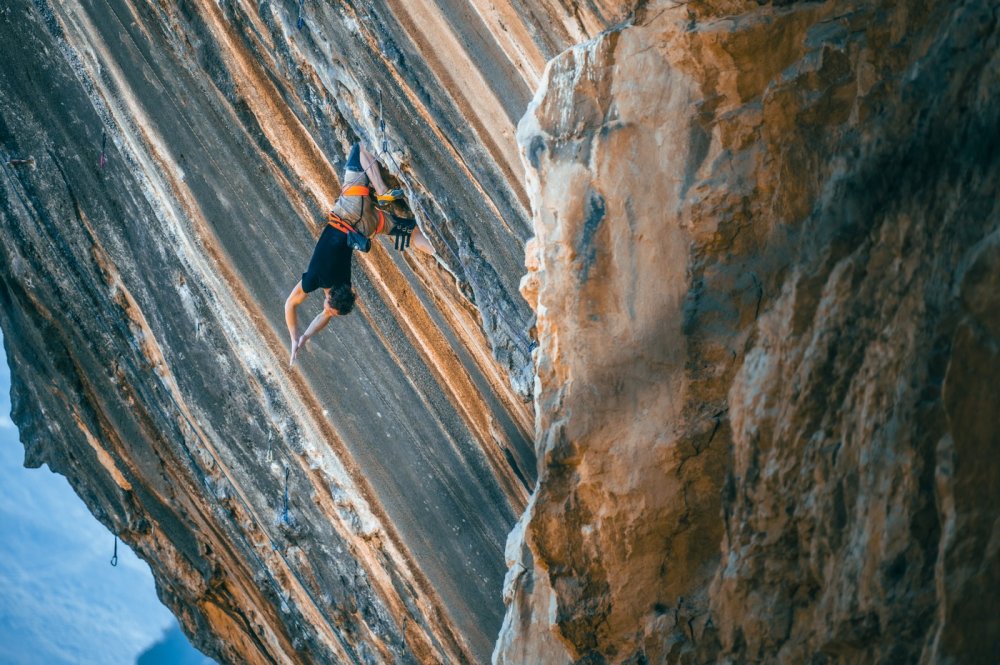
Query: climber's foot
377 188 404 203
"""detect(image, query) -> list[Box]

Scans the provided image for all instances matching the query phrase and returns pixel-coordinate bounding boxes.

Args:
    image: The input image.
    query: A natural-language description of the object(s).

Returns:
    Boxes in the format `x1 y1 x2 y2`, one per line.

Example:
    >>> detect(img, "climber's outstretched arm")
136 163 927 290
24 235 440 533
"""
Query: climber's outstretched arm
285 281 308 364
358 143 389 195
297 288 337 352
298 307 334 349
410 226 434 255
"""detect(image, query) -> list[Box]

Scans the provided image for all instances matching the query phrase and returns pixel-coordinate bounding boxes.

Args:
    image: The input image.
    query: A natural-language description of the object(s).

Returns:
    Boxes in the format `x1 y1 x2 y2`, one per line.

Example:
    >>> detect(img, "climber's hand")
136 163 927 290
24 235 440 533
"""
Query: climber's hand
390 218 416 251
392 228 411 251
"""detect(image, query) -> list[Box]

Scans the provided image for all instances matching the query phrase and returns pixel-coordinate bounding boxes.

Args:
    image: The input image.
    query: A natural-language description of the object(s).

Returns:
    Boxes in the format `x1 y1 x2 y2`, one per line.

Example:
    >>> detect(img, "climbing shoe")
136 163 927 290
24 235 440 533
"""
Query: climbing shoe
377 188 404 203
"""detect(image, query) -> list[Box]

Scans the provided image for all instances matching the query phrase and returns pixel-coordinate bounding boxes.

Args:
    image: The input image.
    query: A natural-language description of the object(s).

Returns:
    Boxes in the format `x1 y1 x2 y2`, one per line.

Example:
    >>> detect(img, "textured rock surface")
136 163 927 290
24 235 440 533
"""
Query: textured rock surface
2 0 998 662
501 0 999 663
0 0 604 660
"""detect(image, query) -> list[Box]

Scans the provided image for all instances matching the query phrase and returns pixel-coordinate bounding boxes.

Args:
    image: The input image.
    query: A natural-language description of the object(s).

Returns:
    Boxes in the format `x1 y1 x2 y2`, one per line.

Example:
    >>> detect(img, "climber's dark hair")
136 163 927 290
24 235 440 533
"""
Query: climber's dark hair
326 285 355 315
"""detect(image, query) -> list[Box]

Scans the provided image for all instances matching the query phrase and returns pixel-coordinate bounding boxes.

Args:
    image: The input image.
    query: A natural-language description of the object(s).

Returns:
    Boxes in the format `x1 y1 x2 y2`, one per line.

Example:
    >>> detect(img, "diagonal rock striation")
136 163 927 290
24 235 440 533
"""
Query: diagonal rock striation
1 0 997 662
0 0 576 660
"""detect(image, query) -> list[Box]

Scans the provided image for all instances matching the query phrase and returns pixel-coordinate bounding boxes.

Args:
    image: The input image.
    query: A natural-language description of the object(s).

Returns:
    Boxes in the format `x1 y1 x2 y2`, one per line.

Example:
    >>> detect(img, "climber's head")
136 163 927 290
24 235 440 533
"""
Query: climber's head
325 285 356 316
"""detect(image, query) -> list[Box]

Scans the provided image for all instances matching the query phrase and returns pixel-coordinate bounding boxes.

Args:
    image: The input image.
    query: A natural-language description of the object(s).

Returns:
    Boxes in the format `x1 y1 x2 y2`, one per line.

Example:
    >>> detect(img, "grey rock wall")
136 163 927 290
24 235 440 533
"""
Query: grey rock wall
2 0 997 662
0 0 585 660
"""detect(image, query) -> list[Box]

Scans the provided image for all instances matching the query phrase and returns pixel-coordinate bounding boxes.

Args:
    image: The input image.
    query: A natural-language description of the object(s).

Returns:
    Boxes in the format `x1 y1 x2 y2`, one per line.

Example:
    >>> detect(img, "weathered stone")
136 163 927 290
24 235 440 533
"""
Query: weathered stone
501 0 999 662
0 0 556 660
1 0 998 661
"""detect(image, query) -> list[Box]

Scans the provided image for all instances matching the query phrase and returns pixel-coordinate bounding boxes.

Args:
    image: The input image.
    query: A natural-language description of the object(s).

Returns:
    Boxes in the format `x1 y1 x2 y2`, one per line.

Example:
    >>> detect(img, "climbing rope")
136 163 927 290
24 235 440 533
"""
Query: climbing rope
98 131 107 169
281 465 291 524
376 90 403 175
110 535 118 567
379 90 387 156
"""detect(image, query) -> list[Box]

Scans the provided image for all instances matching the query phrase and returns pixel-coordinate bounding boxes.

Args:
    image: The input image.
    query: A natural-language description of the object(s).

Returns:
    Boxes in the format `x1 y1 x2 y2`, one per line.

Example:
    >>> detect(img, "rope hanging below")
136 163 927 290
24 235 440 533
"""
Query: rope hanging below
110 535 118 567
281 466 291 524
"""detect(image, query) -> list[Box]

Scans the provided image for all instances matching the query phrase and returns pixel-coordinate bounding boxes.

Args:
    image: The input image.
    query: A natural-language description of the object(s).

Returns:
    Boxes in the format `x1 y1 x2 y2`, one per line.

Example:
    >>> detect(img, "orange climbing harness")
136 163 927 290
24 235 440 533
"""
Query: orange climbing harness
326 210 356 234
327 210 377 252
332 184 385 234
325 183 384 253
342 185 370 197
327 209 385 236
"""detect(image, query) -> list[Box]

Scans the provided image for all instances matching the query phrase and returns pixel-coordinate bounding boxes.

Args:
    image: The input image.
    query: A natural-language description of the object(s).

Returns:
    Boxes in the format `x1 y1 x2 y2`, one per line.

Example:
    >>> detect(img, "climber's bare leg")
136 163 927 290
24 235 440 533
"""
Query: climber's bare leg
358 144 431 255
358 143 389 195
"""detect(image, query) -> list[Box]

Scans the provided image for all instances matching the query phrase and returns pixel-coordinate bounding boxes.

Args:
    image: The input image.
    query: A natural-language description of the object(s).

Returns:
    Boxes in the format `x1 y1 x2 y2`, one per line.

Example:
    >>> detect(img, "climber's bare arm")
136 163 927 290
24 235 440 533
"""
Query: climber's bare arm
284 281 308 364
358 143 389 195
298 306 334 349
411 226 434 255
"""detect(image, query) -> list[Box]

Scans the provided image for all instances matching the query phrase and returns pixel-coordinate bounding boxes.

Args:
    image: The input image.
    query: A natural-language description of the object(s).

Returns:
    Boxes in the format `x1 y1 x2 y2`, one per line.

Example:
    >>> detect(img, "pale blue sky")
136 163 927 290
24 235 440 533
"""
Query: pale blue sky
0 331 213 664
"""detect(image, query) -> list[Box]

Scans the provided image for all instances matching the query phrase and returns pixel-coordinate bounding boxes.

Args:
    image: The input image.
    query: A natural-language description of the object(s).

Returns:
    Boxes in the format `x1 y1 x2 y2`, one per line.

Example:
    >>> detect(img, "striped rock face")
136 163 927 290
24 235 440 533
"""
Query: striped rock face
0 0 590 661
1 0 997 663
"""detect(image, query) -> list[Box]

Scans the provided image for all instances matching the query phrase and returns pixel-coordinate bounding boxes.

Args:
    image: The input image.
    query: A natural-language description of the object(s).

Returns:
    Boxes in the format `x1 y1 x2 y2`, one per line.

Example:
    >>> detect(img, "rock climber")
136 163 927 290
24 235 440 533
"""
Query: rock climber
284 141 433 365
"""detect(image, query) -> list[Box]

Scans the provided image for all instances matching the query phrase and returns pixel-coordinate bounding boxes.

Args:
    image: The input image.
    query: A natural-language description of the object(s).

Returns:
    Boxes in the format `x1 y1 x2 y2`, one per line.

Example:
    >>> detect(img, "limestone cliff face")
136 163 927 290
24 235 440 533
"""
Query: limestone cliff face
0 0 578 661
2 0 997 663
501 0 999 663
